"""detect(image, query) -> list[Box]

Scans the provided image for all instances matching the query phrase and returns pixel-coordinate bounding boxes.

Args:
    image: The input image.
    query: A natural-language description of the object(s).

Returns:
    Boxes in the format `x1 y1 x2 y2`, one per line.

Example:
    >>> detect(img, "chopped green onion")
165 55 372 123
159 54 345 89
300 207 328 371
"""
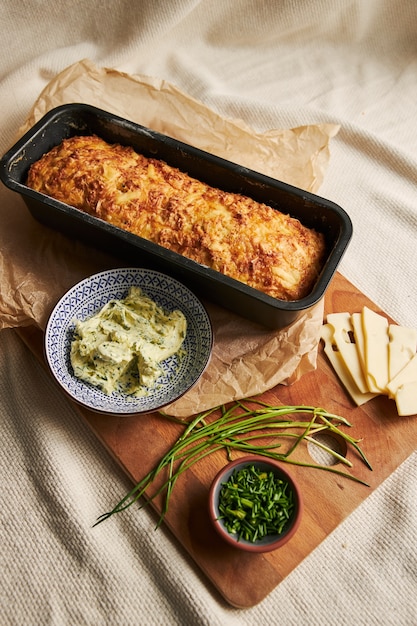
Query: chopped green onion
218 464 295 542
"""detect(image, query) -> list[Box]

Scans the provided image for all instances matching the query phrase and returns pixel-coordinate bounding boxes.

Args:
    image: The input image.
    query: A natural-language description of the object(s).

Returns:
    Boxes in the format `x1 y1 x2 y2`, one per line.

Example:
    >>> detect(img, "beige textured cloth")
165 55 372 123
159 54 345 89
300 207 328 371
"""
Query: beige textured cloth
1 2 417 624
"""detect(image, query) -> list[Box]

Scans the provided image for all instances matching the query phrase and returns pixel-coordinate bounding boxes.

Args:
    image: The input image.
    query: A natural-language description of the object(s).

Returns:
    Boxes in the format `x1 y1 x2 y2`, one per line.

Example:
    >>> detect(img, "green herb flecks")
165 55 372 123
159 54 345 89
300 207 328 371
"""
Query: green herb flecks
93 399 372 529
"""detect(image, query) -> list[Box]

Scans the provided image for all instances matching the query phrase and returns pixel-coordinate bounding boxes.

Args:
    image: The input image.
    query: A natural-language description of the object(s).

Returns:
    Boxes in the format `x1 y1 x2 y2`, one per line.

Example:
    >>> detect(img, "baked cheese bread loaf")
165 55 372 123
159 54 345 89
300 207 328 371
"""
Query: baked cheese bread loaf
27 135 326 301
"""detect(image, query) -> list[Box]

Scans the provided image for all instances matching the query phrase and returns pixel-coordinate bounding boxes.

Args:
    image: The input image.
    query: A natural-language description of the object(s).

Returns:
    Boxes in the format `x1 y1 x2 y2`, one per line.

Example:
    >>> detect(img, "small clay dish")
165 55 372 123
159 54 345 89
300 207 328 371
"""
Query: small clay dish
208 455 303 552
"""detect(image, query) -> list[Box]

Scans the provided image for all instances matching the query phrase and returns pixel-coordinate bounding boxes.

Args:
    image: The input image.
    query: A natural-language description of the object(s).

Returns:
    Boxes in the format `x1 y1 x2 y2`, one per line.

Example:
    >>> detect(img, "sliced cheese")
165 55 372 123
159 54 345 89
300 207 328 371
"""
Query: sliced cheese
386 353 417 397
351 312 367 377
322 307 417 415
362 306 389 393
394 381 417 416
321 323 377 406
327 312 369 394
388 324 417 381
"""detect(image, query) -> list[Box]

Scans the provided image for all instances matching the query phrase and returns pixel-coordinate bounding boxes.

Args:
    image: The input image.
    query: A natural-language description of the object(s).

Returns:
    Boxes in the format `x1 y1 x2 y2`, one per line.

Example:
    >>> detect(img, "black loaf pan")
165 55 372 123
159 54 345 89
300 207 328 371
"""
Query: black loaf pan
0 103 352 329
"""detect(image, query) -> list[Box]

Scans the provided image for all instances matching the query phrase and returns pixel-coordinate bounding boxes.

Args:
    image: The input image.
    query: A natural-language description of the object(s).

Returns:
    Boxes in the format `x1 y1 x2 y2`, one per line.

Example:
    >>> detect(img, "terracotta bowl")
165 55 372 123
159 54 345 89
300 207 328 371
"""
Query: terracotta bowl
208 455 303 553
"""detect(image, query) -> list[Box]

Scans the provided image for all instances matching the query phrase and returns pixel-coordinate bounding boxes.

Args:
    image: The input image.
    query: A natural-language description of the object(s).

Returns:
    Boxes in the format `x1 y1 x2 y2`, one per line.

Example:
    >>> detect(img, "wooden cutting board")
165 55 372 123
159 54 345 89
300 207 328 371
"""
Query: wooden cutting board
17 272 417 608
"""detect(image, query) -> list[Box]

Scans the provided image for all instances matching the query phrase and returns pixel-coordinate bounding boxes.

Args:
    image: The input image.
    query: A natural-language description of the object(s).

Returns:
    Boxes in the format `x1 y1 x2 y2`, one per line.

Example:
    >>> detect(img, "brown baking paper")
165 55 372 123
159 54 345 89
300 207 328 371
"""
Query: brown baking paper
0 59 340 417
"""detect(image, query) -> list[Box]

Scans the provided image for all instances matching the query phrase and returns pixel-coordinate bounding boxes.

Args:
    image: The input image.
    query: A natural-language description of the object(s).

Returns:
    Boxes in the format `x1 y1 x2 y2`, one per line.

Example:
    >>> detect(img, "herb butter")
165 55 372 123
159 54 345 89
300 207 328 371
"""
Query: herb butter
70 286 187 396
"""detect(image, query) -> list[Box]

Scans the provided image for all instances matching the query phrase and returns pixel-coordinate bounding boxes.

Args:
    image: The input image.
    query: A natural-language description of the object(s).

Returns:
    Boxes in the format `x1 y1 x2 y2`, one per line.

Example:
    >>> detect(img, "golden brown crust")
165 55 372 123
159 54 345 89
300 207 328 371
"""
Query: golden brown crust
27 135 326 301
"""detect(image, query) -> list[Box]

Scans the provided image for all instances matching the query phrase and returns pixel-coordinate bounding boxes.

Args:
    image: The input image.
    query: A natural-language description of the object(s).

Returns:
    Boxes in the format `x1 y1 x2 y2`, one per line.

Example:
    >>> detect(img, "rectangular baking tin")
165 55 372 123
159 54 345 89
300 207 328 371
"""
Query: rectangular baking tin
0 103 352 329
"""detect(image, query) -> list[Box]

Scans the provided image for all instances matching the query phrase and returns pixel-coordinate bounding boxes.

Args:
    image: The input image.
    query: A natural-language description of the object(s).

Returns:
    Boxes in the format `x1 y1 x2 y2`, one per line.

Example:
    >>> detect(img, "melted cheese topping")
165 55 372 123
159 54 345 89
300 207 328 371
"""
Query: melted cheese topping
27 135 326 301
70 287 187 396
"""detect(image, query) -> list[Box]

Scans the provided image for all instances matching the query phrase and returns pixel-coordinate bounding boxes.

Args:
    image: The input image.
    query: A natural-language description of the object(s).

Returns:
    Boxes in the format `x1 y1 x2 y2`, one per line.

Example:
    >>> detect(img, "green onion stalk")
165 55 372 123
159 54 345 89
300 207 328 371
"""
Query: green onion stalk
94 399 372 529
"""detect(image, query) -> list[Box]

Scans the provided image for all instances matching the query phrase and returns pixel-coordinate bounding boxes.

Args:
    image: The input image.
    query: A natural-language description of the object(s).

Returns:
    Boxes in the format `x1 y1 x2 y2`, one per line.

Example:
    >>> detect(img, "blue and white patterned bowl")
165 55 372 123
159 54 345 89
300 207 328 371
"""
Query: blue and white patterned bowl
44 268 213 415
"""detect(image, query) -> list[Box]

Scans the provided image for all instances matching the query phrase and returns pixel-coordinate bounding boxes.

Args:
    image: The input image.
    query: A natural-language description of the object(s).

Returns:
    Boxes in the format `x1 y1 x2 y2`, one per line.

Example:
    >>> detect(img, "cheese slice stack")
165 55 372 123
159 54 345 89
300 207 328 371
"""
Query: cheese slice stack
321 306 417 416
